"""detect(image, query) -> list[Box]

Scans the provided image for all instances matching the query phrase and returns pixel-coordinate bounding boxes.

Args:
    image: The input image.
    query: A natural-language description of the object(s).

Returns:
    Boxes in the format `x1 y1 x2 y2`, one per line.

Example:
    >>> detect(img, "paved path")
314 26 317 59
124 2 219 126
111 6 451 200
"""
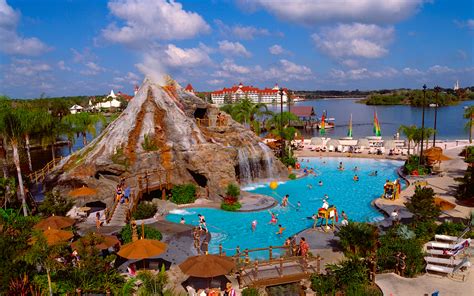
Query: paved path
376 271 474 296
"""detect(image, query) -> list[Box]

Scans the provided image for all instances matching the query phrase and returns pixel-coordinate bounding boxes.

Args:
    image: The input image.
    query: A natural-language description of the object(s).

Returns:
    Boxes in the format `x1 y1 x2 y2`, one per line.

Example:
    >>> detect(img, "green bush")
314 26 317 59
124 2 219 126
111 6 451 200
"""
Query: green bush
38 191 74 216
288 173 296 180
120 224 162 243
225 183 240 198
241 287 259 296
141 133 158 151
310 273 337 295
171 184 196 204
404 187 441 222
132 202 157 220
336 222 379 257
455 165 474 201
220 202 242 211
436 222 469 237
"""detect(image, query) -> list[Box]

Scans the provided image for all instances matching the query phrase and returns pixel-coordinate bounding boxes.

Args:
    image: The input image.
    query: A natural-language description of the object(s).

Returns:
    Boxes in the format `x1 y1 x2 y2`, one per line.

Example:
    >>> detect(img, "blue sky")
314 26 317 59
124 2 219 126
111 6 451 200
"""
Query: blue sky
0 0 473 98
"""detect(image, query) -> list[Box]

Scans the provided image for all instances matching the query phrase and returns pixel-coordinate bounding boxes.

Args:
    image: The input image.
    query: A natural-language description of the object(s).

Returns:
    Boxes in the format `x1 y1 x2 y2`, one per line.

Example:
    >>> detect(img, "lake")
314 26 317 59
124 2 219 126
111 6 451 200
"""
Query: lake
269 99 473 140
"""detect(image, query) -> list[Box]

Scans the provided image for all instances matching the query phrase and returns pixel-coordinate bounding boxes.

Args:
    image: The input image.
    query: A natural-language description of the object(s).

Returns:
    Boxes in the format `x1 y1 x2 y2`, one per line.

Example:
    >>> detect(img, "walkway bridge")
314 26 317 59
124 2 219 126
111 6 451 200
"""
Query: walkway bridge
218 245 323 288
27 157 63 184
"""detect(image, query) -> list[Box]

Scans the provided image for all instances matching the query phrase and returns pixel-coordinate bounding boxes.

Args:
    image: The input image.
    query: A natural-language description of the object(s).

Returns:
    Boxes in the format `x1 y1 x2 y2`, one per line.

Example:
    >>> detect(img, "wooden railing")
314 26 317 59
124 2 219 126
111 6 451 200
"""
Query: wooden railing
27 157 63 183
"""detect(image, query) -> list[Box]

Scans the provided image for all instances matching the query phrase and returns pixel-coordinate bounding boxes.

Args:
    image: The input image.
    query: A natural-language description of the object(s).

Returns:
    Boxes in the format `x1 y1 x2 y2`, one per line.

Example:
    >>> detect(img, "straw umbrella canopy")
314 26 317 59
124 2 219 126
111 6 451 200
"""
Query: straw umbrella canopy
310 137 323 145
118 238 167 260
68 186 98 198
383 140 397 149
179 254 236 278
71 233 120 251
356 138 370 147
326 139 340 147
42 228 74 246
34 215 75 230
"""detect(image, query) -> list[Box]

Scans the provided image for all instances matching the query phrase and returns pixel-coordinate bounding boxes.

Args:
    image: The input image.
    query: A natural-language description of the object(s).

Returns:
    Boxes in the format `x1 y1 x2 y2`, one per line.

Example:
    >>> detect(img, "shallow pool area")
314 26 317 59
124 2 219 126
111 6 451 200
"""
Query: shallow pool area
166 157 404 258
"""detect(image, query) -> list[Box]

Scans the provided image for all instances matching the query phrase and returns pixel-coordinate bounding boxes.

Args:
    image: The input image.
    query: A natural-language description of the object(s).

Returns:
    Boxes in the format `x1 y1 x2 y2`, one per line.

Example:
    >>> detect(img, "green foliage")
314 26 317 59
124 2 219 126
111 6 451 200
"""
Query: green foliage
279 146 298 167
171 184 196 204
0 177 17 209
141 133 158 151
363 89 460 107
310 273 337 295
288 173 296 180
220 202 242 211
396 224 416 240
136 267 168 296
225 183 240 198
132 202 157 220
111 145 129 168
377 226 425 277
455 165 474 201
38 191 74 216
365 93 406 105
242 287 260 296
412 220 438 242
336 222 379 257
436 221 470 237
403 155 429 175
404 187 441 222
120 223 162 243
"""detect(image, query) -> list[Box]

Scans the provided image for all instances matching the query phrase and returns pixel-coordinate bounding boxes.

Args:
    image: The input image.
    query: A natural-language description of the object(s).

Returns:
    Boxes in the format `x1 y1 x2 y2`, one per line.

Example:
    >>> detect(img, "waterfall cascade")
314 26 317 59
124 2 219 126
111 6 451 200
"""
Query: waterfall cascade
237 142 278 184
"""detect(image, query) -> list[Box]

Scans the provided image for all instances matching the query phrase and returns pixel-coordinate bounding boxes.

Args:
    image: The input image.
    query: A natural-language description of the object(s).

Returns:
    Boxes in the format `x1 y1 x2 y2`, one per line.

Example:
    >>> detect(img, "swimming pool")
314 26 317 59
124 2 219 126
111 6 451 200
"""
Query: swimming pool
166 157 403 258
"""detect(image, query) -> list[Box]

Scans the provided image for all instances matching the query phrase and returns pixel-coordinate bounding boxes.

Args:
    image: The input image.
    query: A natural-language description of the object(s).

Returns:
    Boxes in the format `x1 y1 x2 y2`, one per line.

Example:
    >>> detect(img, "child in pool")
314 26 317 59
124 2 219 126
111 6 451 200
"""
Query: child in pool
251 220 257 231
268 211 278 224
276 224 286 236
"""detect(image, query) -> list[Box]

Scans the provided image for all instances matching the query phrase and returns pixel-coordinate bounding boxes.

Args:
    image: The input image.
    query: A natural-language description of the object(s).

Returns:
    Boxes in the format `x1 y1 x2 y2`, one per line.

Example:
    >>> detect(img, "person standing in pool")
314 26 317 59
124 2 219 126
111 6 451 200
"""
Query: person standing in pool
353 166 359 171
338 162 344 170
296 201 301 211
318 180 323 186
180 217 185 224
268 211 278 224
353 174 359 181
251 220 257 232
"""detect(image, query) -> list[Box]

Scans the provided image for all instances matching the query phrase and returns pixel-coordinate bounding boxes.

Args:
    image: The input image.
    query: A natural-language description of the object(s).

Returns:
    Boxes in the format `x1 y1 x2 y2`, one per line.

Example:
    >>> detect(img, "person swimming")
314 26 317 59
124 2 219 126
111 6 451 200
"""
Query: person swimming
268 211 278 224
296 201 301 211
353 174 359 181
353 166 359 171
276 224 286 236
307 184 313 189
180 217 185 224
318 180 323 186
251 220 257 231
338 162 344 170
369 170 378 176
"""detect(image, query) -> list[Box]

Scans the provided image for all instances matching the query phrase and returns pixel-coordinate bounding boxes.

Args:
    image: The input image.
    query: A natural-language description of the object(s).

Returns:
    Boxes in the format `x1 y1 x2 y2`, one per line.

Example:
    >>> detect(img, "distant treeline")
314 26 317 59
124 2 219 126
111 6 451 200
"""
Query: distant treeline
291 90 370 99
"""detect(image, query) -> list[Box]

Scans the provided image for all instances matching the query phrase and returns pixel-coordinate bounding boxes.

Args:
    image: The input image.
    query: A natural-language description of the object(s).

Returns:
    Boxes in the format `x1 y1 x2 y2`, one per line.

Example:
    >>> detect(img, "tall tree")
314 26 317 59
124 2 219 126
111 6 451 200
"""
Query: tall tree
0 108 29 216
20 109 51 171
0 96 10 178
265 111 301 141
62 113 105 146
464 106 474 143
221 98 273 134
398 125 417 155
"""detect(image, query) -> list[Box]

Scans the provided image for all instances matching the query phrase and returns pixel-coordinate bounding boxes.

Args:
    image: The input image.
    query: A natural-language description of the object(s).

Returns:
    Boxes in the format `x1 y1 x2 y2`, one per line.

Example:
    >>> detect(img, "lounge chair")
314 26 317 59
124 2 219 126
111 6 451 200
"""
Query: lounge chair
426 238 471 250
328 145 334 152
426 257 471 281
424 256 464 266
337 145 343 152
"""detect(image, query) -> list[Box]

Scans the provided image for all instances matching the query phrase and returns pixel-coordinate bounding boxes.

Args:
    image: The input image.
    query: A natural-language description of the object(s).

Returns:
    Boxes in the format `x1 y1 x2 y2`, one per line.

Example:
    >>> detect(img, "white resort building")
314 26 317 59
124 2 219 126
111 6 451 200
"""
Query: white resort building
210 83 288 105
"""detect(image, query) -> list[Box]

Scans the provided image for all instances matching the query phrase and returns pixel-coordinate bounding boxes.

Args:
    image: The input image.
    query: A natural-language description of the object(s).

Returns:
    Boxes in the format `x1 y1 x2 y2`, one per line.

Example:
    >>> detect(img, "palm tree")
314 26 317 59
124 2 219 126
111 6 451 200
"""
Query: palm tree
413 127 435 154
265 111 301 141
40 114 70 160
398 125 417 155
221 98 273 134
0 108 29 216
464 106 474 143
0 96 10 178
20 109 51 172
62 112 105 146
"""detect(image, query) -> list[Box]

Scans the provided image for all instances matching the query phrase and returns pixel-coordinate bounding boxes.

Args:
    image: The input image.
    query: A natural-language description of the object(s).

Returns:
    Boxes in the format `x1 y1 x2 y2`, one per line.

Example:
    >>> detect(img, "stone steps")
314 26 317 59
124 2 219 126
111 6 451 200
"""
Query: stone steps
107 202 127 227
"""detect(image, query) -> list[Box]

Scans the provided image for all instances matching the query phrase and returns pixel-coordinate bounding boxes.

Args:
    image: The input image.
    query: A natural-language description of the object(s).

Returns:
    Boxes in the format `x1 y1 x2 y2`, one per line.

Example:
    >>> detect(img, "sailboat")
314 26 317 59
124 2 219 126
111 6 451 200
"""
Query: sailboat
367 110 382 140
317 111 335 130
340 114 353 140
319 112 326 135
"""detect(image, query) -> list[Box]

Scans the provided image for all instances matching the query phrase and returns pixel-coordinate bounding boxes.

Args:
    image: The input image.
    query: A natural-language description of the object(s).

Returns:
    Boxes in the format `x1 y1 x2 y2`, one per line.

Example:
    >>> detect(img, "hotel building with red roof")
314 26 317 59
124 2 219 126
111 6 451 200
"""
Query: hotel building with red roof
210 83 288 105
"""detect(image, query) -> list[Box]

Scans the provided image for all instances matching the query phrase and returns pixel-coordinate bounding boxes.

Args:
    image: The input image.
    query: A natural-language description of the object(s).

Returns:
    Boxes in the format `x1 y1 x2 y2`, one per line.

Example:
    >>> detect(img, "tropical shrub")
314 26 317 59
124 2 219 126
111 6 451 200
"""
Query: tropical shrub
241 287 260 296
136 267 168 296
404 187 440 222
412 220 438 243
221 183 241 211
220 202 242 211
120 224 162 243
171 184 196 204
38 191 74 216
454 165 474 201
377 226 425 277
141 133 158 151
288 173 296 180
403 155 429 175
132 202 157 220
436 221 470 237
226 183 240 198
336 222 379 257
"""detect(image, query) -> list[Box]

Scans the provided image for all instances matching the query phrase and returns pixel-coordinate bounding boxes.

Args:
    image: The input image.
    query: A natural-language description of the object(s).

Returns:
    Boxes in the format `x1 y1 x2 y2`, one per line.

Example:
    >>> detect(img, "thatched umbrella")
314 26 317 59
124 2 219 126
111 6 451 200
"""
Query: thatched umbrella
310 137 323 145
34 215 75 230
42 228 74 246
118 238 167 260
179 254 235 278
68 186 98 205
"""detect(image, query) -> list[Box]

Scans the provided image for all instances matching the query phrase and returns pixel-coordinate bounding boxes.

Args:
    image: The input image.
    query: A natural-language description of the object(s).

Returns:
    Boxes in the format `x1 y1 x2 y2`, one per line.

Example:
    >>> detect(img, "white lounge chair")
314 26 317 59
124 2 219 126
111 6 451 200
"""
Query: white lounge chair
426 257 471 281
426 238 471 250
337 145 343 152
435 234 459 243
424 256 464 266
328 145 334 152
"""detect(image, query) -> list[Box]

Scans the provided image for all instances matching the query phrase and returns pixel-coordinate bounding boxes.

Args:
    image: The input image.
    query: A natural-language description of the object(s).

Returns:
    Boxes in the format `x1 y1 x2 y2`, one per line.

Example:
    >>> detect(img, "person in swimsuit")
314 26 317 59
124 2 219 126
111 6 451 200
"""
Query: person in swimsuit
268 211 278 224
251 220 257 231
353 174 359 181
318 180 323 186
180 217 185 224
276 224 286 236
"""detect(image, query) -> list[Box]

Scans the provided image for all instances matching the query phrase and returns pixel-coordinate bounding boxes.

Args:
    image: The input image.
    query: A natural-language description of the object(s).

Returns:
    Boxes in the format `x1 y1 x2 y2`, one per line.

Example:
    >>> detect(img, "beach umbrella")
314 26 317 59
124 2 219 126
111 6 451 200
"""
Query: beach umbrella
71 233 120 250
326 139 340 147
68 186 98 198
383 140 397 149
434 197 456 211
357 138 370 147
42 228 74 246
179 254 235 278
118 238 167 260
310 137 323 145
34 215 75 230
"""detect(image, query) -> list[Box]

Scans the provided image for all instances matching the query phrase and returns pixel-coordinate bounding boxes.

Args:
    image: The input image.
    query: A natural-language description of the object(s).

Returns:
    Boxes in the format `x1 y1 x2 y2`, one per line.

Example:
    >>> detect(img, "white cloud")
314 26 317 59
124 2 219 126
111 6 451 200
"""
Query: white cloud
242 0 426 25
7 59 51 76
207 79 224 85
71 48 96 63
402 67 423 76
312 23 394 59
80 62 106 76
1 59 55 95
102 0 210 44
220 58 251 75
330 67 398 80
428 65 454 74
269 44 285 55
0 0 50 55
454 19 474 30
340 59 359 68
214 20 270 40
164 44 212 67
113 71 141 85
218 40 251 57
57 60 71 71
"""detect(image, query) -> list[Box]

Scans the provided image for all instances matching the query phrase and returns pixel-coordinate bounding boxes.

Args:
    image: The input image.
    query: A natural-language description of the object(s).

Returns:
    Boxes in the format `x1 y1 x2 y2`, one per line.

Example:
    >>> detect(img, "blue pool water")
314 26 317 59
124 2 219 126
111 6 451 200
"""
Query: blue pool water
166 157 403 258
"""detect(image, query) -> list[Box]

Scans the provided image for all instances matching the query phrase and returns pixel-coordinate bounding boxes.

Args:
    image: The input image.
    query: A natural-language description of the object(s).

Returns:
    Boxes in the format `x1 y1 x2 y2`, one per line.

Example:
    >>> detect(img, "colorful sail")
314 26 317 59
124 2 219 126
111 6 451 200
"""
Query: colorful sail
320 113 326 135
373 110 381 136
347 113 353 137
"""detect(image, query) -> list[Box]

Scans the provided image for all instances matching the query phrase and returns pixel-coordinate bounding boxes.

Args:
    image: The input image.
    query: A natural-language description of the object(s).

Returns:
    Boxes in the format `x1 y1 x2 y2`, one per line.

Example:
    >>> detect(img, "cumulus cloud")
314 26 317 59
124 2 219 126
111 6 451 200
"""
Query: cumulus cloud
218 40 251 57
269 44 287 55
102 0 210 44
57 60 71 71
207 79 224 85
214 19 270 40
0 0 50 55
239 0 426 25
163 44 212 67
428 65 454 74
113 71 141 85
454 19 474 30
1 59 55 96
402 67 423 76
312 23 394 59
80 62 106 76
330 67 398 80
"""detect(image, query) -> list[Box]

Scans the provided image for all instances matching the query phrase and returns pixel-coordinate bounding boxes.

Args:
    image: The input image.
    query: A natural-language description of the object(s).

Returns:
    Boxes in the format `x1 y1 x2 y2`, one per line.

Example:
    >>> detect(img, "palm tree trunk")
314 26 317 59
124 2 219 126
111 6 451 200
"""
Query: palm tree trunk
469 117 472 144
47 268 53 296
12 141 27 216
25 134 33 172
82 132 87 146
0 138 7 178
51 142 56 160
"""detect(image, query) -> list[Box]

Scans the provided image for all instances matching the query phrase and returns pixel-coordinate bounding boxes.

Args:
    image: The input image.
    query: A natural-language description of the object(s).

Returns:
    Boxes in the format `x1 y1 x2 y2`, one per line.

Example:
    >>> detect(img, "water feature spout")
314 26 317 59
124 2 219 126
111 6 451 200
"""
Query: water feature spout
258 142 275 179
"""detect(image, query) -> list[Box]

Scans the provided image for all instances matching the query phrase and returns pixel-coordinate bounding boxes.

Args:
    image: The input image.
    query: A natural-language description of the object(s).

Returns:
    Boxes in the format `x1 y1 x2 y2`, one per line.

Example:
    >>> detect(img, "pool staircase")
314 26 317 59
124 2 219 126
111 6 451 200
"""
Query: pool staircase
424 228 472 281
